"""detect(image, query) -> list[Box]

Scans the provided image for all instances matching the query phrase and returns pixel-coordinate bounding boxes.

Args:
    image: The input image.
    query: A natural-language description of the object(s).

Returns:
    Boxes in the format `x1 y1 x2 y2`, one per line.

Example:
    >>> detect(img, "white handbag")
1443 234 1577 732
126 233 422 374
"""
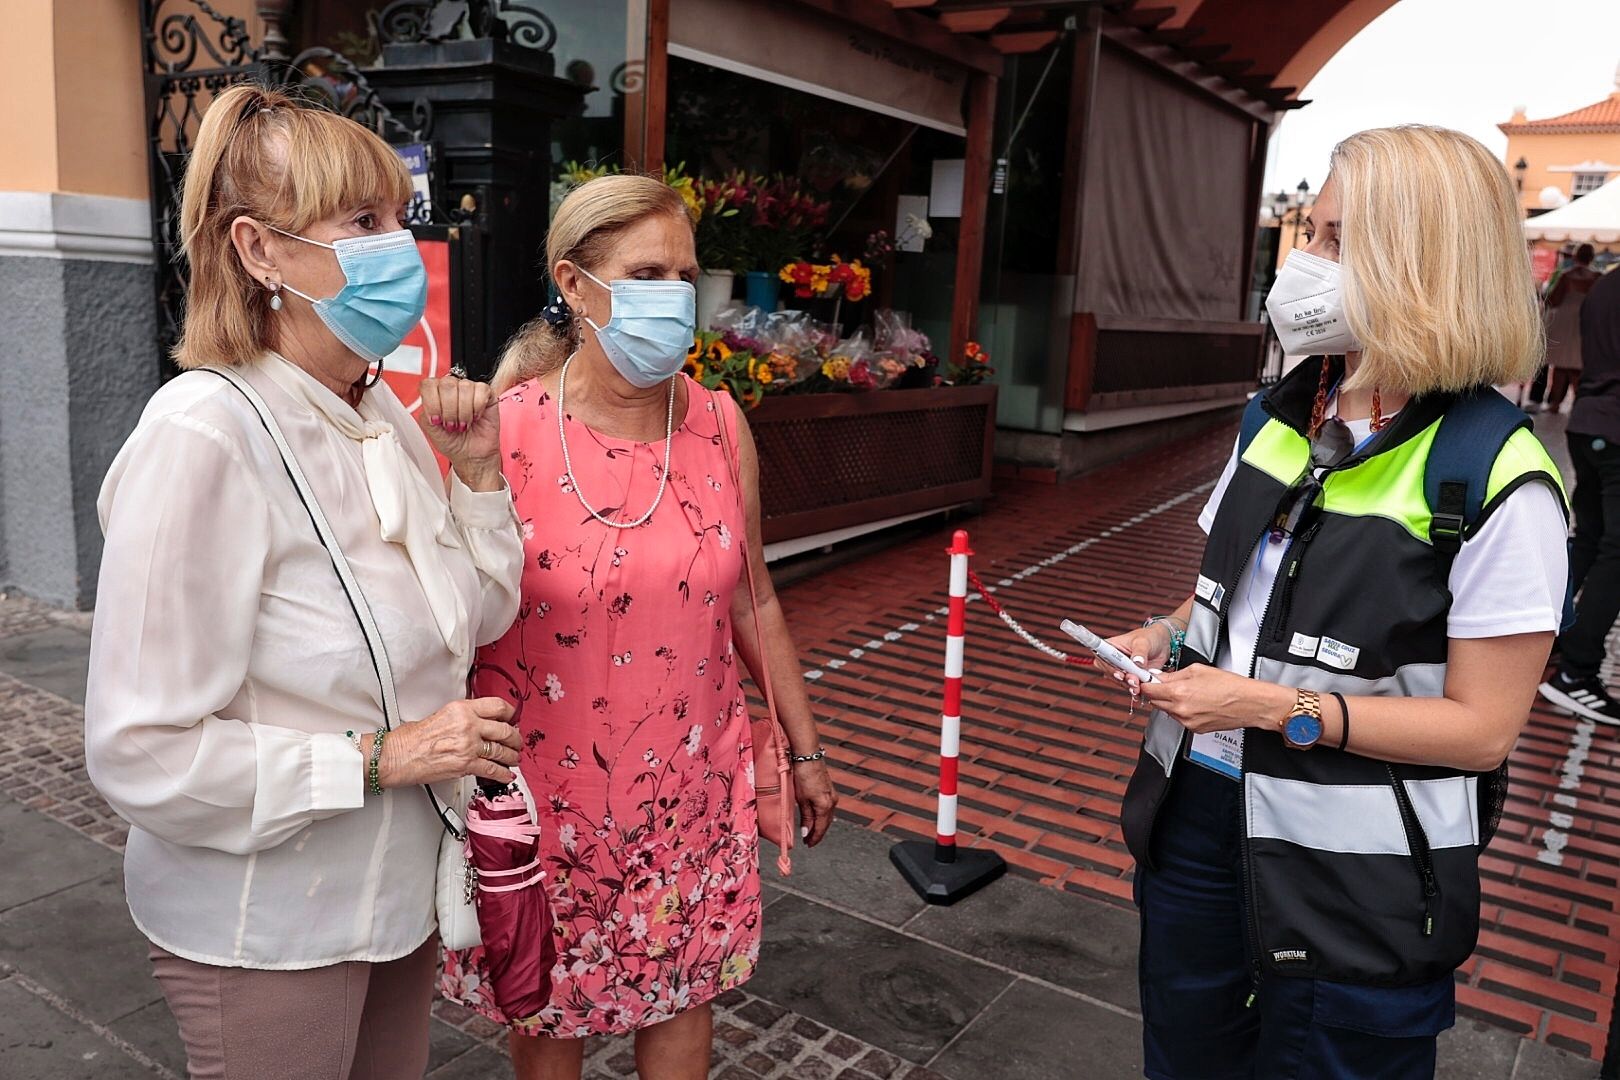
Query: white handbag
207 366 481 949
434 777 480 950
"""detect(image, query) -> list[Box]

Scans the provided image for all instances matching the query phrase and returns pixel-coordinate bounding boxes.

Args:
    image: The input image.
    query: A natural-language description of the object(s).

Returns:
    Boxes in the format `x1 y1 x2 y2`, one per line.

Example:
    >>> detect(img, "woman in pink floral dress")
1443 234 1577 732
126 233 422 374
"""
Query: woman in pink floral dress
441 175 837 1080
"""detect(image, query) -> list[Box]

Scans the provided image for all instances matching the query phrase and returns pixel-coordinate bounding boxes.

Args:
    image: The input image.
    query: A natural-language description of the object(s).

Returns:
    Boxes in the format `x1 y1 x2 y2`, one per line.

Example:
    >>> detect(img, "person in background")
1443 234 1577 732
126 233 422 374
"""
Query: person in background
1540 244 1602 412
1541 258 1620 724
85 83 525 1079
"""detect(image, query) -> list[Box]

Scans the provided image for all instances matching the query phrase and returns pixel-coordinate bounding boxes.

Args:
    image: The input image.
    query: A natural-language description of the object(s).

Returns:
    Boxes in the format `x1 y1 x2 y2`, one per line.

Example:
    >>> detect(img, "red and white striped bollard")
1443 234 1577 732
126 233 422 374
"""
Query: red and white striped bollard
935 529 969 862
890 529 1007 904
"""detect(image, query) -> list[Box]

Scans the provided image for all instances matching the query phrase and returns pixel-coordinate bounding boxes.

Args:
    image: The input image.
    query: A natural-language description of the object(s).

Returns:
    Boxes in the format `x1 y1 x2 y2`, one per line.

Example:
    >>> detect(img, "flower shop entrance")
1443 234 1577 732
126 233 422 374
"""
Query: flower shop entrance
654 0 1003 552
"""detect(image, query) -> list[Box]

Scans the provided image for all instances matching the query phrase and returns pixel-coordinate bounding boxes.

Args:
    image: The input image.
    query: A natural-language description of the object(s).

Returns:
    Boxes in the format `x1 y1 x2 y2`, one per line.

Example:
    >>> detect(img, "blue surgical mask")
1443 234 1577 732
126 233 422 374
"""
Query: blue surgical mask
579 267 697 388
271 226 428 364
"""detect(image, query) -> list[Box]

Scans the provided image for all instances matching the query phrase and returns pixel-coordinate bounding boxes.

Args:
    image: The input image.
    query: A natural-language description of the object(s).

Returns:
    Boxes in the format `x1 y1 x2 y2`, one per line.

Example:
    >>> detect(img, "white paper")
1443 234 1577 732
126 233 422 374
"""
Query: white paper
930 159 964 218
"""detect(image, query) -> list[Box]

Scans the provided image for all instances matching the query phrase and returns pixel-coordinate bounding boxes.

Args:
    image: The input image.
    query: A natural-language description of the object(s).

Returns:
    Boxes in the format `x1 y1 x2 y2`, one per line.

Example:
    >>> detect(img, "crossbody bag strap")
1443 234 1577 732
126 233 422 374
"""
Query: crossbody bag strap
712 388 795 865
204 366 463 839
711 388 782 729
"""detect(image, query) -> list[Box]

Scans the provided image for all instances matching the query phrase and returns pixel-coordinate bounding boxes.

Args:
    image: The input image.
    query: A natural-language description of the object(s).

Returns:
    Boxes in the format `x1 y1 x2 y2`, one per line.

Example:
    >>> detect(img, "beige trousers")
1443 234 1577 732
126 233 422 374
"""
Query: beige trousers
148 936 438 1080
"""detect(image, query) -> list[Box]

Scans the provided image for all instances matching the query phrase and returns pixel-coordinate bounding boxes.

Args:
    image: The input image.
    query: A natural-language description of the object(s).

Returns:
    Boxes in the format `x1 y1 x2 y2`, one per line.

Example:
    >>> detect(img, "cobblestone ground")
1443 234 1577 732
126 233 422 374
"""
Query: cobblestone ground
0 593 951 1080
428 994 949 1080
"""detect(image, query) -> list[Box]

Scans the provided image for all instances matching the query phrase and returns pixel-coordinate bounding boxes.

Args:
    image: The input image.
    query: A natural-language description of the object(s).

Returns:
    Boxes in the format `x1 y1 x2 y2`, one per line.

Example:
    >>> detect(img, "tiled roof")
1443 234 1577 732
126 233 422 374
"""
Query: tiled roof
1501 94 1620 134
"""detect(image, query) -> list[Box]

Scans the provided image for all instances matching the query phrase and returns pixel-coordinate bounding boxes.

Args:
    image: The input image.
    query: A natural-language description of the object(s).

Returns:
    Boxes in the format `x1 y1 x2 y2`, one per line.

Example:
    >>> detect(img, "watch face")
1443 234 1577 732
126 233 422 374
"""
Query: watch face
1285 713 1323 747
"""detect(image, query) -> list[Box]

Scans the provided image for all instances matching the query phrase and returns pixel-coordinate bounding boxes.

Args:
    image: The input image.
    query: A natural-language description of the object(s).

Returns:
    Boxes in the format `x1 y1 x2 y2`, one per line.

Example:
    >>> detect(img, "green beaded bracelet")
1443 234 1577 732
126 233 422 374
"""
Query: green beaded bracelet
367 729 387 797
1143 615 1187 671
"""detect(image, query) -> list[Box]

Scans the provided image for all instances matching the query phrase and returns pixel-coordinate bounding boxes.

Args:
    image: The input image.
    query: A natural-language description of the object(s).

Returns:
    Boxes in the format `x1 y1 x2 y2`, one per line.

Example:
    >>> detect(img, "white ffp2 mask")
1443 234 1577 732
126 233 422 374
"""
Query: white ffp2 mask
1265 249 1362 356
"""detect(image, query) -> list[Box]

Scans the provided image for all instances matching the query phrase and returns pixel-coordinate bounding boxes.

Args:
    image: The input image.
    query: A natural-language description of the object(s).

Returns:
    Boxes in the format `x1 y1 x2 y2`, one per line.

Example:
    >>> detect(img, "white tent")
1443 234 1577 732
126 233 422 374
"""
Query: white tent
1524 175 1620 244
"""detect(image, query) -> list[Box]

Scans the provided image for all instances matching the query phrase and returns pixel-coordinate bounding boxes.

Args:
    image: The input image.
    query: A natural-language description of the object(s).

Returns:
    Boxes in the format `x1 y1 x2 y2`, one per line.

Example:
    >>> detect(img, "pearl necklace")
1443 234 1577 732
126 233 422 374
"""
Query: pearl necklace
556 354 676 530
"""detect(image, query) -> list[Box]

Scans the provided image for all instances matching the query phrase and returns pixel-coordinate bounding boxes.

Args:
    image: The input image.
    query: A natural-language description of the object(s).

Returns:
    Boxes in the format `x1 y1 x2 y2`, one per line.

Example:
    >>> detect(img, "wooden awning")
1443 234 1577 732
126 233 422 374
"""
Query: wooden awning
814 0 1401 110
670 0 974 133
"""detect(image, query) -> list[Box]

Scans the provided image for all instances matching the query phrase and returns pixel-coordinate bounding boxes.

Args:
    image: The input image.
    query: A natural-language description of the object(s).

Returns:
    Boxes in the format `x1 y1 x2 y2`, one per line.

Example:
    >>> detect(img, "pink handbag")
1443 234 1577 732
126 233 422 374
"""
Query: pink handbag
714 388 795 876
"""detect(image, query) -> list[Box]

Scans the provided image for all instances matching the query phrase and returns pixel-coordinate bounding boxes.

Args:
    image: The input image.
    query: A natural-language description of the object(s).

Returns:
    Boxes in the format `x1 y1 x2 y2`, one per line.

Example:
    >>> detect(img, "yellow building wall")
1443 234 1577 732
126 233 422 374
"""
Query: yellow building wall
54 0 152 200
0 1 61 192
1506 127 1620 213
0 0 266 201
1272 201 1315 271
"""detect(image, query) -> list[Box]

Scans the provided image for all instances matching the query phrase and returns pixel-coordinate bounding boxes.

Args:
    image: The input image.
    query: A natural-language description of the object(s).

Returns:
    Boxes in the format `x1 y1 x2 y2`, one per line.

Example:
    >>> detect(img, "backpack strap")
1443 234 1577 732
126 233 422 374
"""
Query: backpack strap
1421 388 1542 849
1421 388 1532 557
1236 391 1272 458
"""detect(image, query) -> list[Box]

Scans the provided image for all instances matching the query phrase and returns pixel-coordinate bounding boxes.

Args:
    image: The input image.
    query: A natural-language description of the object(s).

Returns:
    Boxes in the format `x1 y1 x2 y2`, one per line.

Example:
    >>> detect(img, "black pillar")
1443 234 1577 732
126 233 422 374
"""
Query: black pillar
367 39 585 374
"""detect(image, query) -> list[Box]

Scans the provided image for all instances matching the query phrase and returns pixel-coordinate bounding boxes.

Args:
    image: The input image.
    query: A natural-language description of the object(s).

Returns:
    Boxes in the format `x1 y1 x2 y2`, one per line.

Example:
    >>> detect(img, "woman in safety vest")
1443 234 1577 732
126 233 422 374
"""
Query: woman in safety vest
1107 126 1569 1079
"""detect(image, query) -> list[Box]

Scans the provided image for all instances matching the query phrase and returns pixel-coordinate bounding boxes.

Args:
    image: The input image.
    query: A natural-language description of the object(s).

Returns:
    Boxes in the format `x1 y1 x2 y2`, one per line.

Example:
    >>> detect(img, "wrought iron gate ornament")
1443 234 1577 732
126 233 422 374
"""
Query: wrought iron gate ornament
376 0 557 52
139 0 440 371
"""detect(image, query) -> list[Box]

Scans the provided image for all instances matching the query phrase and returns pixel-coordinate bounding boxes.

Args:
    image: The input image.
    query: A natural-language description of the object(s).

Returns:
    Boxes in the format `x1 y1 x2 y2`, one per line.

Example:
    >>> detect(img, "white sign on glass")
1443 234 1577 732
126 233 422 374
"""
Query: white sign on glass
930 159 964 218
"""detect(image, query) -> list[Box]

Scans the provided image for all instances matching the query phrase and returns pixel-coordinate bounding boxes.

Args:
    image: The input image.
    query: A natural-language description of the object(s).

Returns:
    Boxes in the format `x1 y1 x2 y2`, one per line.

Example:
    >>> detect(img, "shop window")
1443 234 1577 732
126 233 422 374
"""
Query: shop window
665 54 967 362
977 45 1074 433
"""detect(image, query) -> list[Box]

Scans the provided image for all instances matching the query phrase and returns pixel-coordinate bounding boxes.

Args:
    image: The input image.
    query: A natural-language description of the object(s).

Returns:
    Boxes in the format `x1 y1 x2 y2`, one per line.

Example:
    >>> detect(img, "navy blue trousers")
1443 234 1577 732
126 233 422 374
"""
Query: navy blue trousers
1135 761 1453 1079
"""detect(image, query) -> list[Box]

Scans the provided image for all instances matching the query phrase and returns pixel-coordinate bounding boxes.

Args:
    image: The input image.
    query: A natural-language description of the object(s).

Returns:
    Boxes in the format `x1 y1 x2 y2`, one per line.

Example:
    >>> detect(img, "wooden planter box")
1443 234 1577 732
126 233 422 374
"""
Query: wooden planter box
747 385 998 544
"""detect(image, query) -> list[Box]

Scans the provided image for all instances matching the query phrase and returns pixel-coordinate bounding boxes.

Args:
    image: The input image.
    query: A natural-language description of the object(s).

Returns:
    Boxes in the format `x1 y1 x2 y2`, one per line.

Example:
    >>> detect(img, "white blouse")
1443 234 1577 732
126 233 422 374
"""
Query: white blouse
85 355 522 969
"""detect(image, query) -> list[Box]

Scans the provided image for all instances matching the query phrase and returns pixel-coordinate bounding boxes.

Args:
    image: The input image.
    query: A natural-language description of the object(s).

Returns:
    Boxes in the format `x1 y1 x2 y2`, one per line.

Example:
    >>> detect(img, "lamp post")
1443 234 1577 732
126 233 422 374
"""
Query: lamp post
1514 156 1529 194
1272 178 1312 253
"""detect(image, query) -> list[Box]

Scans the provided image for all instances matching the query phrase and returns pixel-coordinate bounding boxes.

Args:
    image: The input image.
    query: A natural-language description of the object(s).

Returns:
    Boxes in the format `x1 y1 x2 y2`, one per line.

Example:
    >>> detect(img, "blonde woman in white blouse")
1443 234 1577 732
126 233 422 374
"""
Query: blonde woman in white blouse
85 85 525 1080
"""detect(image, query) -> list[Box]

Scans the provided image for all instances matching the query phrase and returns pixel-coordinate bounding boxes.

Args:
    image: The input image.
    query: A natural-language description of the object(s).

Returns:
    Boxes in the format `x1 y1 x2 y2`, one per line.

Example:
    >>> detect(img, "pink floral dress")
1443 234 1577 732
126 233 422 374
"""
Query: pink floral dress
440 374 761 1038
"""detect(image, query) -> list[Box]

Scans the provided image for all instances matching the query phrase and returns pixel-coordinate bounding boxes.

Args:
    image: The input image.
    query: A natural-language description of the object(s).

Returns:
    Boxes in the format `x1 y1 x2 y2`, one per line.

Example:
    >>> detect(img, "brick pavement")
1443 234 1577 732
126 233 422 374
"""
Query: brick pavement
0 670 129 850
773 416 1620 1060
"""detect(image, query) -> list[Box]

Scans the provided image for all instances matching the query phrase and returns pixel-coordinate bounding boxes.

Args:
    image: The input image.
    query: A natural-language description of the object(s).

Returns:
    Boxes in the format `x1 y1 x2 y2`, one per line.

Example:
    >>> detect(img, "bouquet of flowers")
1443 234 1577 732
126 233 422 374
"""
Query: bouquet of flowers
778 255 872 302
551 160 702 225
693 171 756 274
864 230 895 261
711 307 826 389
946 341 995 386
818 330 882 392
684 330 773 408
750 177 832 275
872 310 939 389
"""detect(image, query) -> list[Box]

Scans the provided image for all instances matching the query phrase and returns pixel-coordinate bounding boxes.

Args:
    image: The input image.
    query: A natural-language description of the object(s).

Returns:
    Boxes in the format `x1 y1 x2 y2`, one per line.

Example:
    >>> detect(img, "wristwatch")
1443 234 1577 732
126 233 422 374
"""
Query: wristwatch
1283 688 1323 750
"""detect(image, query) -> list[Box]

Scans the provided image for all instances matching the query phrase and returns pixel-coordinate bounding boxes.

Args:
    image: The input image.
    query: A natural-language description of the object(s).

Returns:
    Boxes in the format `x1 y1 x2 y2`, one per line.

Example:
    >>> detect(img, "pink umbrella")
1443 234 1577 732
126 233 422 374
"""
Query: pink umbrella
466 770 554 1022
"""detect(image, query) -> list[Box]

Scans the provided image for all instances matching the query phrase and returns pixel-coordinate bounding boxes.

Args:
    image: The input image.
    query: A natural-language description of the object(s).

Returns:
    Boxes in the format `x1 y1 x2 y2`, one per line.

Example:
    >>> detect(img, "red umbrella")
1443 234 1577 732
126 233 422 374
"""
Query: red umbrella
466 770 554 1022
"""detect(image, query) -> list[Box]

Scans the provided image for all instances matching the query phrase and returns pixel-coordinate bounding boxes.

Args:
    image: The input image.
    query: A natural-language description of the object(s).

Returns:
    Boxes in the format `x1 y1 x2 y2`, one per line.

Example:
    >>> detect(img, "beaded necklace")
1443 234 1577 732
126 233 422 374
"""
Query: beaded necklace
1307 359 1390 438
555 354 676 530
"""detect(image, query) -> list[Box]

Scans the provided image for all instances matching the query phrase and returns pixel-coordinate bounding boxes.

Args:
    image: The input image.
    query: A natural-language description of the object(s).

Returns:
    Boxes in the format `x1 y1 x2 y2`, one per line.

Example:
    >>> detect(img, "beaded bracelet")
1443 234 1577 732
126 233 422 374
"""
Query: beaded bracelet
367 729 387 797
791 747 827 764
1143 615 1187 671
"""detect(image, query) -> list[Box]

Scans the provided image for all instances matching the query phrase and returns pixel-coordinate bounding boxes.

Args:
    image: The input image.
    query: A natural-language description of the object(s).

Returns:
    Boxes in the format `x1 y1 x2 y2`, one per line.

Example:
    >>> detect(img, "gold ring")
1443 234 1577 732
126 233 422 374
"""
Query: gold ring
480 740 493 759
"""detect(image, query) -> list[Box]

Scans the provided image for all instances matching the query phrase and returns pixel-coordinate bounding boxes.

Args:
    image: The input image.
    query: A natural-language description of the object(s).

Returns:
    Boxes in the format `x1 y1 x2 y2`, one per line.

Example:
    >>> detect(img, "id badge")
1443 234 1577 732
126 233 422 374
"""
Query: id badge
1187 729 1243 781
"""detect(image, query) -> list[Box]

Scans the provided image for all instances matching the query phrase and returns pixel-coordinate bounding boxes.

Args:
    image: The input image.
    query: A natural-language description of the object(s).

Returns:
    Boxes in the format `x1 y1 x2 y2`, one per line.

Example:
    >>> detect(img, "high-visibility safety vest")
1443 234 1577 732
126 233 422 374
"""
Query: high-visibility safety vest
1121 355 1567 988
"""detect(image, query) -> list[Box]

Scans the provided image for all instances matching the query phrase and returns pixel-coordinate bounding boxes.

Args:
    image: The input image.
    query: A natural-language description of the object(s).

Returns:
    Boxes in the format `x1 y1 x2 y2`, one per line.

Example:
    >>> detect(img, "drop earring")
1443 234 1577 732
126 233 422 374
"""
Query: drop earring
267 281 282 311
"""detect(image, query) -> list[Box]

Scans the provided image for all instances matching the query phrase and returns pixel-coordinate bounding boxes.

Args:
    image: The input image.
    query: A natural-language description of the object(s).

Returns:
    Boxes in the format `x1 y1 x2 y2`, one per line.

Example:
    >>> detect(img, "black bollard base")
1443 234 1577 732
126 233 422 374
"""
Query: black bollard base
890 841 1007 906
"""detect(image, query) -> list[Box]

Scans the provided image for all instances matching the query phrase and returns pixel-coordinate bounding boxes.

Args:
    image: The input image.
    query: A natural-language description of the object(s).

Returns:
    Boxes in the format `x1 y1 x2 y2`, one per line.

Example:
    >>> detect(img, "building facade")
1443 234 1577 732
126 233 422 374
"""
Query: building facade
0 0 158 610
0 0 1402 609
1501 69 1620 220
